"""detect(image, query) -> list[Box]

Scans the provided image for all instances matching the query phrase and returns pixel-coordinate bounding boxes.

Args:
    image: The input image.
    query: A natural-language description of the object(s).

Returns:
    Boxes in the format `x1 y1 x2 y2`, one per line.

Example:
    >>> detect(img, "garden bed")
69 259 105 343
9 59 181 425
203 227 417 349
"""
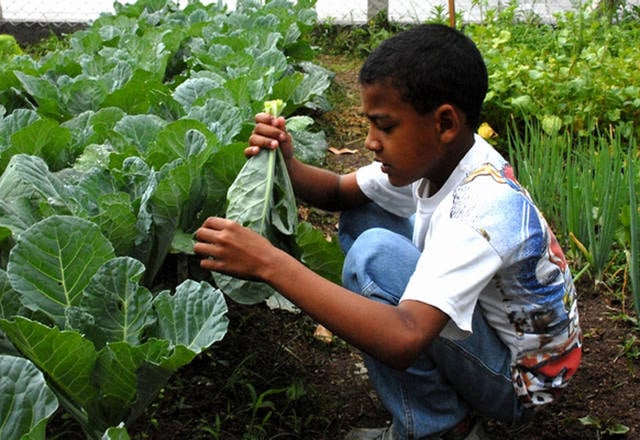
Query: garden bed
46 55 640 440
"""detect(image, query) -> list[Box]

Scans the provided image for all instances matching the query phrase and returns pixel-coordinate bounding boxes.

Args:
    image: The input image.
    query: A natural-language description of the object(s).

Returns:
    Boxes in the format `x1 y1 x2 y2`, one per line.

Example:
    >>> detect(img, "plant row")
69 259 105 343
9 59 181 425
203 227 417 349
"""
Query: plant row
0 0 344 439
506 118 639 323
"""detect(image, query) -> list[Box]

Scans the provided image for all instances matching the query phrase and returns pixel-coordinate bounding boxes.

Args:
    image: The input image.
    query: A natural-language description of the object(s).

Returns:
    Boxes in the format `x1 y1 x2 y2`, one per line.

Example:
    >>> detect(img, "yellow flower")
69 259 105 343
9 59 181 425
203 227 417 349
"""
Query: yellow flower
478 122 498 140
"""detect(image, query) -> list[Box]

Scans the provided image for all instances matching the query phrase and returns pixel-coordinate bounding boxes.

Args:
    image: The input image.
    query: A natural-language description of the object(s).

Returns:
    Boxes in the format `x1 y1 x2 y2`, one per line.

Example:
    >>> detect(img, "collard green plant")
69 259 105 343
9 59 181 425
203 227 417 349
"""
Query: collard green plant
213 100 345 305
0 354 58 440
0 215 229 439
0 0 342 435
0 0 333 289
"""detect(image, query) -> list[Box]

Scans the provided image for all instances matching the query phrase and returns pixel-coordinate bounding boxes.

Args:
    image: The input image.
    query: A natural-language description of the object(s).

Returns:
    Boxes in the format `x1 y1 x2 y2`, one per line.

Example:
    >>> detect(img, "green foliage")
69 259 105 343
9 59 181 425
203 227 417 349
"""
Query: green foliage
623 147 640 322
468 4 640 143
22 32 71 59
0 215 229 439
1 0 636 436
214 145 298 304
310 10 409 58
215 99 345 304
507 118 638 298
0 0 335 287
0 34 23 61
476 4 640 318
579 414 630 436
313 2 640 144
0 0 343 437
213 98 296 304
0 354 58 440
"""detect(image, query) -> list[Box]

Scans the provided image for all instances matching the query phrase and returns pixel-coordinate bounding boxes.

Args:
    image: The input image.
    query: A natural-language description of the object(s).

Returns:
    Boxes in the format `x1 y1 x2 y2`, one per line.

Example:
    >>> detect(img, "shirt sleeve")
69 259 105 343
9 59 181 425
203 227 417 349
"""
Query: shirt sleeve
356 162 415 217
400 218 502 340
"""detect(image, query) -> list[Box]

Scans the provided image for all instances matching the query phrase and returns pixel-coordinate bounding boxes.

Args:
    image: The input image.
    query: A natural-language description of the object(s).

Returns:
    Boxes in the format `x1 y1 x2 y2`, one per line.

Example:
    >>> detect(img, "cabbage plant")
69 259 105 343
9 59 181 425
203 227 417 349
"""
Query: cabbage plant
0 0 342 436
0 354 58 440
0 215 229 439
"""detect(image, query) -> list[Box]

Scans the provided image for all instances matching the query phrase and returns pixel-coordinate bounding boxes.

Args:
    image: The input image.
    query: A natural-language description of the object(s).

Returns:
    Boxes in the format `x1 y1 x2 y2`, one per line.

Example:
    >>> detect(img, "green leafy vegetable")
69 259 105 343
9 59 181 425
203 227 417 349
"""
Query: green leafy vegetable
0 0 338 434
0 215 229 438
213 99 298 304
0 354 58 440
263 98 286 117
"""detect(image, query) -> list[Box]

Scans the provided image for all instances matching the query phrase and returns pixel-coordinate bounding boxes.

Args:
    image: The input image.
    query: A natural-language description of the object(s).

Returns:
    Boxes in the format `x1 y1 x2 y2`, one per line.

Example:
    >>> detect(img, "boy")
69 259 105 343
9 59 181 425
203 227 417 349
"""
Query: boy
194 24 582 440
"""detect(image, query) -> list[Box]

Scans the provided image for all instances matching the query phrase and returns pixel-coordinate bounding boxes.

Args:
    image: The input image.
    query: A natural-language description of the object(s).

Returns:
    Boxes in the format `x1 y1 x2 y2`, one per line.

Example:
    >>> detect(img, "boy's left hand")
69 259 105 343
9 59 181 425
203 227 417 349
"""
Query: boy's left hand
193 217 273 281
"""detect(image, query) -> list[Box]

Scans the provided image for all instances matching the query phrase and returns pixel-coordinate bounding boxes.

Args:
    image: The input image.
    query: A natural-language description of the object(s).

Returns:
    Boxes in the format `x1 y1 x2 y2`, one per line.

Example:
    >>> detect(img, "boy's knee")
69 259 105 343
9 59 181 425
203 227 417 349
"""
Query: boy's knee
338 203 413 253
342 228 419 299
342 228 394 278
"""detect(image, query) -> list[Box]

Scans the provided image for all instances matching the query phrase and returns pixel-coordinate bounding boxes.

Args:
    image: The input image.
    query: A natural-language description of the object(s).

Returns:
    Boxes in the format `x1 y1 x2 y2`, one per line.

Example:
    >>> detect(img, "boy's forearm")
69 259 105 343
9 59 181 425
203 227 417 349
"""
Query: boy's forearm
286 157 368 212
261 248 447 370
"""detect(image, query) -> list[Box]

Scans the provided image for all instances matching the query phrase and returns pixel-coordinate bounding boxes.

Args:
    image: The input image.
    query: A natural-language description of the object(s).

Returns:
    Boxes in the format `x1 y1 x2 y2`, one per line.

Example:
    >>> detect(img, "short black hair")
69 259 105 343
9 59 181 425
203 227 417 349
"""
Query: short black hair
359 23 488 129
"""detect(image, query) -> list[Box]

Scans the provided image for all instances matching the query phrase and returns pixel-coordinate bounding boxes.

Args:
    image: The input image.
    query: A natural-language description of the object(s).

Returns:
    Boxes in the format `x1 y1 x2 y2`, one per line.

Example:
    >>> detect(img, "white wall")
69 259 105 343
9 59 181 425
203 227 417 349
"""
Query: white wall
1 0 638 23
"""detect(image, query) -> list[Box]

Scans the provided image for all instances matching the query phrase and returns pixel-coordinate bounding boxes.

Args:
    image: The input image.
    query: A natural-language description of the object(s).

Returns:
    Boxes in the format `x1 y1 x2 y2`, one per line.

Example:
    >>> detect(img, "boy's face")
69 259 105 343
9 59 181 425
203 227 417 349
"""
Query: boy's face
360 81 451 189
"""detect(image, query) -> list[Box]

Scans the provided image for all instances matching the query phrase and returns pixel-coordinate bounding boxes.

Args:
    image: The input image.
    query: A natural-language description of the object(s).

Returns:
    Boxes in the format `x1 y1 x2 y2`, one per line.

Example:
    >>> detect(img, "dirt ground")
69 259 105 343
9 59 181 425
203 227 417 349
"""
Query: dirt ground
46 56 639 440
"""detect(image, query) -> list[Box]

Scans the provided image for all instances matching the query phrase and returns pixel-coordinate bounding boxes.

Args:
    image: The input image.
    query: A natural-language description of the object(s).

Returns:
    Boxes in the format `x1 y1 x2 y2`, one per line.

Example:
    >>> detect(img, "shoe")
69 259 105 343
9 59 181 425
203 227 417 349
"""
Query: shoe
345 418 487 440
442 418 488 440
345 426 394 440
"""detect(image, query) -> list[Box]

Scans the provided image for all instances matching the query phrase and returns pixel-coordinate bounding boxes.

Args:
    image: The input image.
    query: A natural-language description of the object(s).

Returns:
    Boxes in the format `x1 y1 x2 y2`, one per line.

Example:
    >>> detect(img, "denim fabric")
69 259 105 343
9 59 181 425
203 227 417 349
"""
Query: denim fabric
339 203 529 439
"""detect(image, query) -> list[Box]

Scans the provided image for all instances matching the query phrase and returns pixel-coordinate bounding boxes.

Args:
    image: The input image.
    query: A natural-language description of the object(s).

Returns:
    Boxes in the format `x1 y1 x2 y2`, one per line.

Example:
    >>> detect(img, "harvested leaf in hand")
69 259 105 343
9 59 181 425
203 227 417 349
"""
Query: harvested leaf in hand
263 99 286 117
212 100 298 304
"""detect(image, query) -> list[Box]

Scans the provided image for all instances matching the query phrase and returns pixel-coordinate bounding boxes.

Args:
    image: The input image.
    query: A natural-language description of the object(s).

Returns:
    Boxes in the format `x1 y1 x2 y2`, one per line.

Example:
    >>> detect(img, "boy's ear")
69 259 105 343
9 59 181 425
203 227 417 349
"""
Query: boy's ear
434 104 464 143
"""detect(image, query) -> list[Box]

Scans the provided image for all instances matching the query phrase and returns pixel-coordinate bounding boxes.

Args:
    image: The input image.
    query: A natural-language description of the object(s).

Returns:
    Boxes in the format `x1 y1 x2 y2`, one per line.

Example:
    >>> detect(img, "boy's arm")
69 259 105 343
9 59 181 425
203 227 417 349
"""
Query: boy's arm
248 113 370 211
194 217 449 370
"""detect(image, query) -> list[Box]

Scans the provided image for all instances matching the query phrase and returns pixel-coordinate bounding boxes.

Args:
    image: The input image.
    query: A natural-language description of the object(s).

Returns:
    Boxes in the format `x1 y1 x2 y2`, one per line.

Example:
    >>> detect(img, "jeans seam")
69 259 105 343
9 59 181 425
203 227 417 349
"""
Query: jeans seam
439 337 512 383
361 279 379 298
400 380 415 440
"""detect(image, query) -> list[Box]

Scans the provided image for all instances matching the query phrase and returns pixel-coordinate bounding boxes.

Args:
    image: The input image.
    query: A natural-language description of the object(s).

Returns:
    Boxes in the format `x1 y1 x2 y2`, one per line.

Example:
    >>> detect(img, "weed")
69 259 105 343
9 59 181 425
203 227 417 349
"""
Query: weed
578 414 630 437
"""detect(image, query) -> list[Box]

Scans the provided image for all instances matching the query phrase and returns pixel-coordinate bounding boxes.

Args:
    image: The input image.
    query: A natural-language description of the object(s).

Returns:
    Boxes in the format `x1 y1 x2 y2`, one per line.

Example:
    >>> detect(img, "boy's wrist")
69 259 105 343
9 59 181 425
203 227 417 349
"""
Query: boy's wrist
258 246 294 286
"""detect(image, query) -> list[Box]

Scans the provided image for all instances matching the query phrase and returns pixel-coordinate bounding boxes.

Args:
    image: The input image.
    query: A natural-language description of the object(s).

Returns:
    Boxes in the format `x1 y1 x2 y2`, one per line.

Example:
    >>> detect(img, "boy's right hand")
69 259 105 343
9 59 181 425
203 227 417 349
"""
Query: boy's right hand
246 112 294 160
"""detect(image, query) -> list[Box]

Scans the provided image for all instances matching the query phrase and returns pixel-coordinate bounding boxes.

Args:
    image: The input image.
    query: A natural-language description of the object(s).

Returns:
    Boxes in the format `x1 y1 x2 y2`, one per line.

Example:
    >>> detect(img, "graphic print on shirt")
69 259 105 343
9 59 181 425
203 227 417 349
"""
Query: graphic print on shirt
453 162 581 406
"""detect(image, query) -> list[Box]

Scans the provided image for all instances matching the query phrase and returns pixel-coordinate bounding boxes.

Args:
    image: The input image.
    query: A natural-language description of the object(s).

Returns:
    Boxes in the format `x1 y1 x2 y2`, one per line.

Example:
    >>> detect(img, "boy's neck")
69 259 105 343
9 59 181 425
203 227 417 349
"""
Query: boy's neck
429 132 476 195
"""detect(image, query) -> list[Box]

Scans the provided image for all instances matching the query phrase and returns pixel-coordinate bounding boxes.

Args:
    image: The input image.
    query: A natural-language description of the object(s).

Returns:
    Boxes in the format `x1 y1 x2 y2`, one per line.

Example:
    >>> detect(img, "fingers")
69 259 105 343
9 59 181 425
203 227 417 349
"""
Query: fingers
195 217 234 240
255 112 286 129
193 218 266 280
249 114 288 149
194 217 226 249
244 146 261 157
247 133 279 150
193 218 231 269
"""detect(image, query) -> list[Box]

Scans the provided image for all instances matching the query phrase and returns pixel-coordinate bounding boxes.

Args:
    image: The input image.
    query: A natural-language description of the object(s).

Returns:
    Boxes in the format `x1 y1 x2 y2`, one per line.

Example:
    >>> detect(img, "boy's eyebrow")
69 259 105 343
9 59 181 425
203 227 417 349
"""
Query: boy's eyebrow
358 111 390 122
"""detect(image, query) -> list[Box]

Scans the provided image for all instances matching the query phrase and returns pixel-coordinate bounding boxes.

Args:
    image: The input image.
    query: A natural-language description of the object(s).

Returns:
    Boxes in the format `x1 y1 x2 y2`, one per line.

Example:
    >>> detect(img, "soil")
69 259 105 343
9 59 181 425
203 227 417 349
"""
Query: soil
47 55 639 440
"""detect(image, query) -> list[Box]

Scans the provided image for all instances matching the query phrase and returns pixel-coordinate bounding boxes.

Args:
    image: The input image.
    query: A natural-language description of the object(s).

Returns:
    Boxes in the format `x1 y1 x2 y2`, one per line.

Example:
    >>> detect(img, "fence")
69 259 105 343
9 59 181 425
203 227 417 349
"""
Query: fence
1 0 638 45
3 0 628 24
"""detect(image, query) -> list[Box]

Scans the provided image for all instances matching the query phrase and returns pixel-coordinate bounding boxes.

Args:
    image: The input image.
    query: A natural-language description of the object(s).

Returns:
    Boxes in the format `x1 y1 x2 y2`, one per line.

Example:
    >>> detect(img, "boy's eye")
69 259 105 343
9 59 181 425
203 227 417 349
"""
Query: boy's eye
378 124 395 134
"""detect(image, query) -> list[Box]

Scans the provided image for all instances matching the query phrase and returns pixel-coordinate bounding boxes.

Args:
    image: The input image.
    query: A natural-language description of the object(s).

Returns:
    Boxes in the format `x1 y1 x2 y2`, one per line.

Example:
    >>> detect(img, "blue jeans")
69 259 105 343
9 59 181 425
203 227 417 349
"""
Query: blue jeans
339 203 530 439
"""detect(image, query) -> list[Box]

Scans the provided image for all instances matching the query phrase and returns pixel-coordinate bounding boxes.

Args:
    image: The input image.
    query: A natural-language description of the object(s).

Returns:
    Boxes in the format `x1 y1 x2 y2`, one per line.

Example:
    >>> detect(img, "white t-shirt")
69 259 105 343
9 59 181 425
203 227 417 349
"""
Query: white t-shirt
355 135 582 406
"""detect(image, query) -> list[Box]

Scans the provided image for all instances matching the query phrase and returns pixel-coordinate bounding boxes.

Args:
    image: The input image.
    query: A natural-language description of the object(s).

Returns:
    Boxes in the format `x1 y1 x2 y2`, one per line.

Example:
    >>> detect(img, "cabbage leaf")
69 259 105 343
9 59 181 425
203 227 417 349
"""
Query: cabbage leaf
0 215 229 438
213 100 298 304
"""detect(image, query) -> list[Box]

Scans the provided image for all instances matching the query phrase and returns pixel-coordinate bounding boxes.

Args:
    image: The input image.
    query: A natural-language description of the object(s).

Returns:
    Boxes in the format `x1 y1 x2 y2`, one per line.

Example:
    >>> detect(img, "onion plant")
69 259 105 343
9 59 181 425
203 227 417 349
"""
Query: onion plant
626 146 639 322
507 119 628 285
506 116 570 235
565 131 627 283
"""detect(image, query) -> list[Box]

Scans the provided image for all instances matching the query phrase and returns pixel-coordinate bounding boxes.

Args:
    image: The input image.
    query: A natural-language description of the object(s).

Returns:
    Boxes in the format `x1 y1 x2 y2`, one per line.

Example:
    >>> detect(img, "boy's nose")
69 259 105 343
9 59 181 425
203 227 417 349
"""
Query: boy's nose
364 133 382 152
